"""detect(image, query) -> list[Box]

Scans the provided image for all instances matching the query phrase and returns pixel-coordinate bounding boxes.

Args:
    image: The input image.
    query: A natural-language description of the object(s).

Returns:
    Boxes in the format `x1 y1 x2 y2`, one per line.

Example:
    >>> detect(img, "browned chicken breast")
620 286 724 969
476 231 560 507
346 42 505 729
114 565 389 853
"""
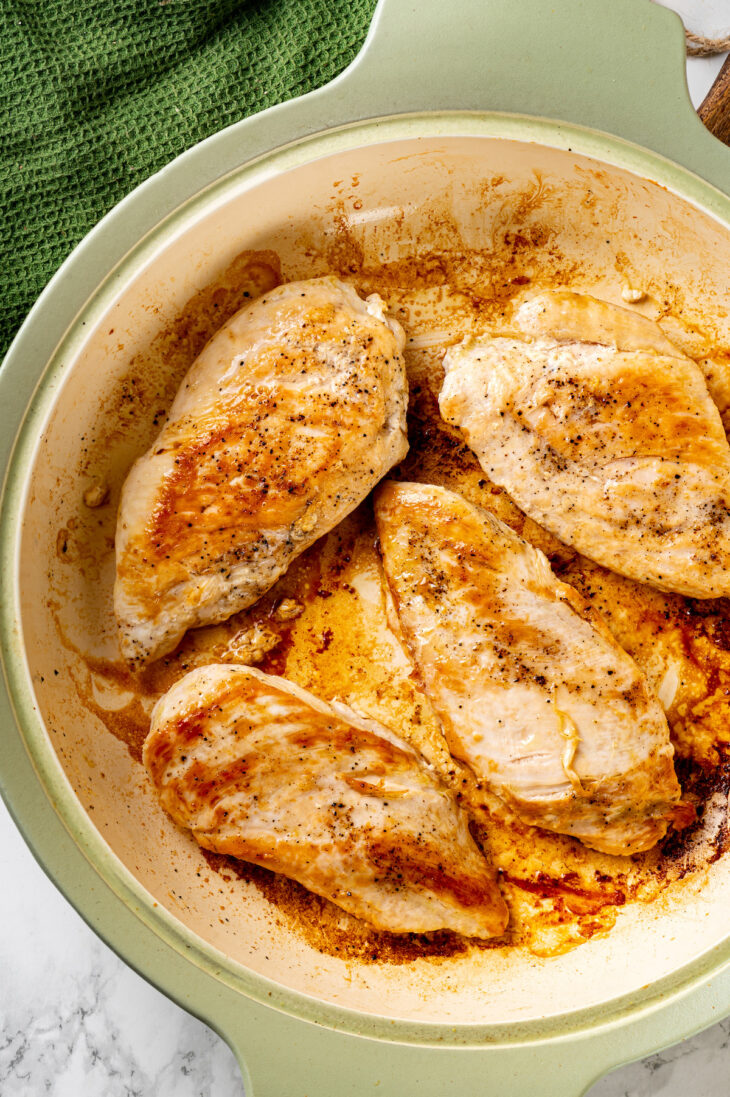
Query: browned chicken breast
143 664 509 938
374 481 683 856
115 277 408 664
439 289 730 597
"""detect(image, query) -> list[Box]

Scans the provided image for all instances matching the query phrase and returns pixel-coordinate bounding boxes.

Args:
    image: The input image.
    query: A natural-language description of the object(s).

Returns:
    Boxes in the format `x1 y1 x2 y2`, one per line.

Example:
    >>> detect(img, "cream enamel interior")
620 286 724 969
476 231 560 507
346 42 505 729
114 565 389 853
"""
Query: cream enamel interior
16 134 730 1026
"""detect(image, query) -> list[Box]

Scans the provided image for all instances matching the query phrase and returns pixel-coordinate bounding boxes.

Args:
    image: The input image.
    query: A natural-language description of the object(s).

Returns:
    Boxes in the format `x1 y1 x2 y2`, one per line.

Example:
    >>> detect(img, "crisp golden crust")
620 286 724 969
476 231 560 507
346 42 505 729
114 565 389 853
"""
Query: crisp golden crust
440 290 730 597
506 361 729 470
374 481 682 855
115 278 408 664
144 664 508 938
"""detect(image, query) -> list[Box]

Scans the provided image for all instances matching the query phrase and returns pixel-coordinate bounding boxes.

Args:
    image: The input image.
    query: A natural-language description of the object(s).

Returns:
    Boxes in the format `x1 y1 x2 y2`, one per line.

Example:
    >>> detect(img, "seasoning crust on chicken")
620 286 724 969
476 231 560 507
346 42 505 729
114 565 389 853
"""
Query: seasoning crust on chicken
439 289 730 597
143 664 509 938
374 480 683 856
115 277 408 664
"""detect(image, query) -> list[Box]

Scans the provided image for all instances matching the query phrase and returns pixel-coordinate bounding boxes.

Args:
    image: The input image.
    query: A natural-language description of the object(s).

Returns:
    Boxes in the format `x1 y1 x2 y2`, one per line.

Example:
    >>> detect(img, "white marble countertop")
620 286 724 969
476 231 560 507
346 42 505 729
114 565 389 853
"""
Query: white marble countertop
1 3 729 1095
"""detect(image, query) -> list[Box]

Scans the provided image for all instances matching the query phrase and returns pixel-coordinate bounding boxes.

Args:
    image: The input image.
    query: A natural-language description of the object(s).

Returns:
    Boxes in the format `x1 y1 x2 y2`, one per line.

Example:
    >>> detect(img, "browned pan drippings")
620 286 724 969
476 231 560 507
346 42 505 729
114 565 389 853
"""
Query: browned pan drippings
58 238 730 962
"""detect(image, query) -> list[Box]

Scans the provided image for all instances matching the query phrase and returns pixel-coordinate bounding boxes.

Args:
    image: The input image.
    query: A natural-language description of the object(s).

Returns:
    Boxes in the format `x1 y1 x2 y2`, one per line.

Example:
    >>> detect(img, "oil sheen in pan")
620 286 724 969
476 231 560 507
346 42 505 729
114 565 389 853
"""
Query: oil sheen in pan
55 243 730 964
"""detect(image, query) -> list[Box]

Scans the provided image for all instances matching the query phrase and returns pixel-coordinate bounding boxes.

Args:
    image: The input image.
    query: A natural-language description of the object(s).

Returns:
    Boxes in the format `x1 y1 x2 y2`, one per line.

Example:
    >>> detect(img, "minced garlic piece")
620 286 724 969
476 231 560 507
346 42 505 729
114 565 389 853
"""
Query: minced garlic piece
621 285 646 304
83 481 109 508
273 598 304 622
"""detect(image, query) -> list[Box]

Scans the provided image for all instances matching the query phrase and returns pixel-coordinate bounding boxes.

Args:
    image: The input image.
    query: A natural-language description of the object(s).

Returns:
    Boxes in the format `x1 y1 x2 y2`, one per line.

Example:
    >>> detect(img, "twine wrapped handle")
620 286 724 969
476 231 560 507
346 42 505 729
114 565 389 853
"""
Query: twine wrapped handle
685 28 730 145
686 30 730 58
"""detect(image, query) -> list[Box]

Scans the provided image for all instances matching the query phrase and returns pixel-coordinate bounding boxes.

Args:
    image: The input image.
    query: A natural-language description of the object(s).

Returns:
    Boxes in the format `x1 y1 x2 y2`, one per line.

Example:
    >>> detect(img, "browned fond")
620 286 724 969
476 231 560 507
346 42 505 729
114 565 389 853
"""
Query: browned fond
57 241 730 961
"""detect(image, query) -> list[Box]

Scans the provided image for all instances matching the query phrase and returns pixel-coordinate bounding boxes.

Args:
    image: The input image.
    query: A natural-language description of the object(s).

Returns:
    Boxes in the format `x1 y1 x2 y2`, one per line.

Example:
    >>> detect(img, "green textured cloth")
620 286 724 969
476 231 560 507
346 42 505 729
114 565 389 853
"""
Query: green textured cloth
0 0 376 358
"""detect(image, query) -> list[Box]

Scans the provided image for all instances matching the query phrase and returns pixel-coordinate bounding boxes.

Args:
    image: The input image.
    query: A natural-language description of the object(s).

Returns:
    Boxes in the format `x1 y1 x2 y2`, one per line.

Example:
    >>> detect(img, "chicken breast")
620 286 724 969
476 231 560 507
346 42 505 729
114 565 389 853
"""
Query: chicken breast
439 289 730 597
115 277 408 664
374 481 682 855
144 664 508 938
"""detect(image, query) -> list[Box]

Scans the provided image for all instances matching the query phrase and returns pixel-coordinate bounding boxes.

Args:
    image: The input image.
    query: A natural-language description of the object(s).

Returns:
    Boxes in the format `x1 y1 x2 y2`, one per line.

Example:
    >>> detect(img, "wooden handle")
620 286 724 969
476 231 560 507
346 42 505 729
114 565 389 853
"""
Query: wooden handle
698 55 730 145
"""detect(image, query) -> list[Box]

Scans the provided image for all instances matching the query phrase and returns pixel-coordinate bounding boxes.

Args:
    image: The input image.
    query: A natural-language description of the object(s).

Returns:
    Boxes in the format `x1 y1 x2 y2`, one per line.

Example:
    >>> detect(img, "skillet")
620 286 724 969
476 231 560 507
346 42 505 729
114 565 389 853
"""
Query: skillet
2 1 730 1093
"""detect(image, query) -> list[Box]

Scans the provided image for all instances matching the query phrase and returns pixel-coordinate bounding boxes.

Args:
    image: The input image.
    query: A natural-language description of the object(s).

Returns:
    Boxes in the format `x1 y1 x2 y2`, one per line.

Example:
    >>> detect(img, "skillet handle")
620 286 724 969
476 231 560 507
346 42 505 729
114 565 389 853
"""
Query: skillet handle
220 1003 602 1097
326 0 730 192
699 56 730 145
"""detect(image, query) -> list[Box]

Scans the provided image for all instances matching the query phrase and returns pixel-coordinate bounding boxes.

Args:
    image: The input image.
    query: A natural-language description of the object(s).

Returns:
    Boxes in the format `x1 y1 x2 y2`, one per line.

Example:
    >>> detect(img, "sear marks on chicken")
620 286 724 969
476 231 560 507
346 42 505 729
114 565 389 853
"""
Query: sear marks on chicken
439 289 730 598
115 277 408 665
374 480 683 856
143 664 508 938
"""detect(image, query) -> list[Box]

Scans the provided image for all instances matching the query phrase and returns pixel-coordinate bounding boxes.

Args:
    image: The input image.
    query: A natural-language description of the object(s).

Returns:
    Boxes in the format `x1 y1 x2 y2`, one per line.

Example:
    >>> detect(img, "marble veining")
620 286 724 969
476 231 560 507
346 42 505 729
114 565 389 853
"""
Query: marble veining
0 798 241 1097
589 1016 730 1096
1 3 729 1093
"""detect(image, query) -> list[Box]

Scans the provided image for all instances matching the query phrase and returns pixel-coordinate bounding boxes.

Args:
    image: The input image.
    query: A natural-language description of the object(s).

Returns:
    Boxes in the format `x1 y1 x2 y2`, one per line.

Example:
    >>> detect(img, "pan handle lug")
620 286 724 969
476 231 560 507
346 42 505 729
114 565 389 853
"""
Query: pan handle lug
324 0 730 192
221 1003 602 1097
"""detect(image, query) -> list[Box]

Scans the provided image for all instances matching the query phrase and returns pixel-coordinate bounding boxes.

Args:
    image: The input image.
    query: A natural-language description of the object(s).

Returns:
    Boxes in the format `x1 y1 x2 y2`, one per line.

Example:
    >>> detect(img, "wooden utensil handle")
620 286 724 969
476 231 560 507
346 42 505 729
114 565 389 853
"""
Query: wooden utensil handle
699 55 730 145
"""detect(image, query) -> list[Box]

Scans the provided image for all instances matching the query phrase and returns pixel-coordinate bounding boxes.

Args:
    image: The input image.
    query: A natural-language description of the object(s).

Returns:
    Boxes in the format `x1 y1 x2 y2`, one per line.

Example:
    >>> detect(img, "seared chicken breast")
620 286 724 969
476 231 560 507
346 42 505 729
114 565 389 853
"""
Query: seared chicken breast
144 664 508 938
440 289 730 597
374 481 682 855
115 277 408 664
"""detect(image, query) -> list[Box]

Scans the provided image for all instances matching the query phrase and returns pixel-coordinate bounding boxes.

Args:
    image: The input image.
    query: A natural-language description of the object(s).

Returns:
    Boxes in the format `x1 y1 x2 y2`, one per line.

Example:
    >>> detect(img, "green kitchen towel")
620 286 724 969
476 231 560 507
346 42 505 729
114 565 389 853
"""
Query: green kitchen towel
0 0 376 359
